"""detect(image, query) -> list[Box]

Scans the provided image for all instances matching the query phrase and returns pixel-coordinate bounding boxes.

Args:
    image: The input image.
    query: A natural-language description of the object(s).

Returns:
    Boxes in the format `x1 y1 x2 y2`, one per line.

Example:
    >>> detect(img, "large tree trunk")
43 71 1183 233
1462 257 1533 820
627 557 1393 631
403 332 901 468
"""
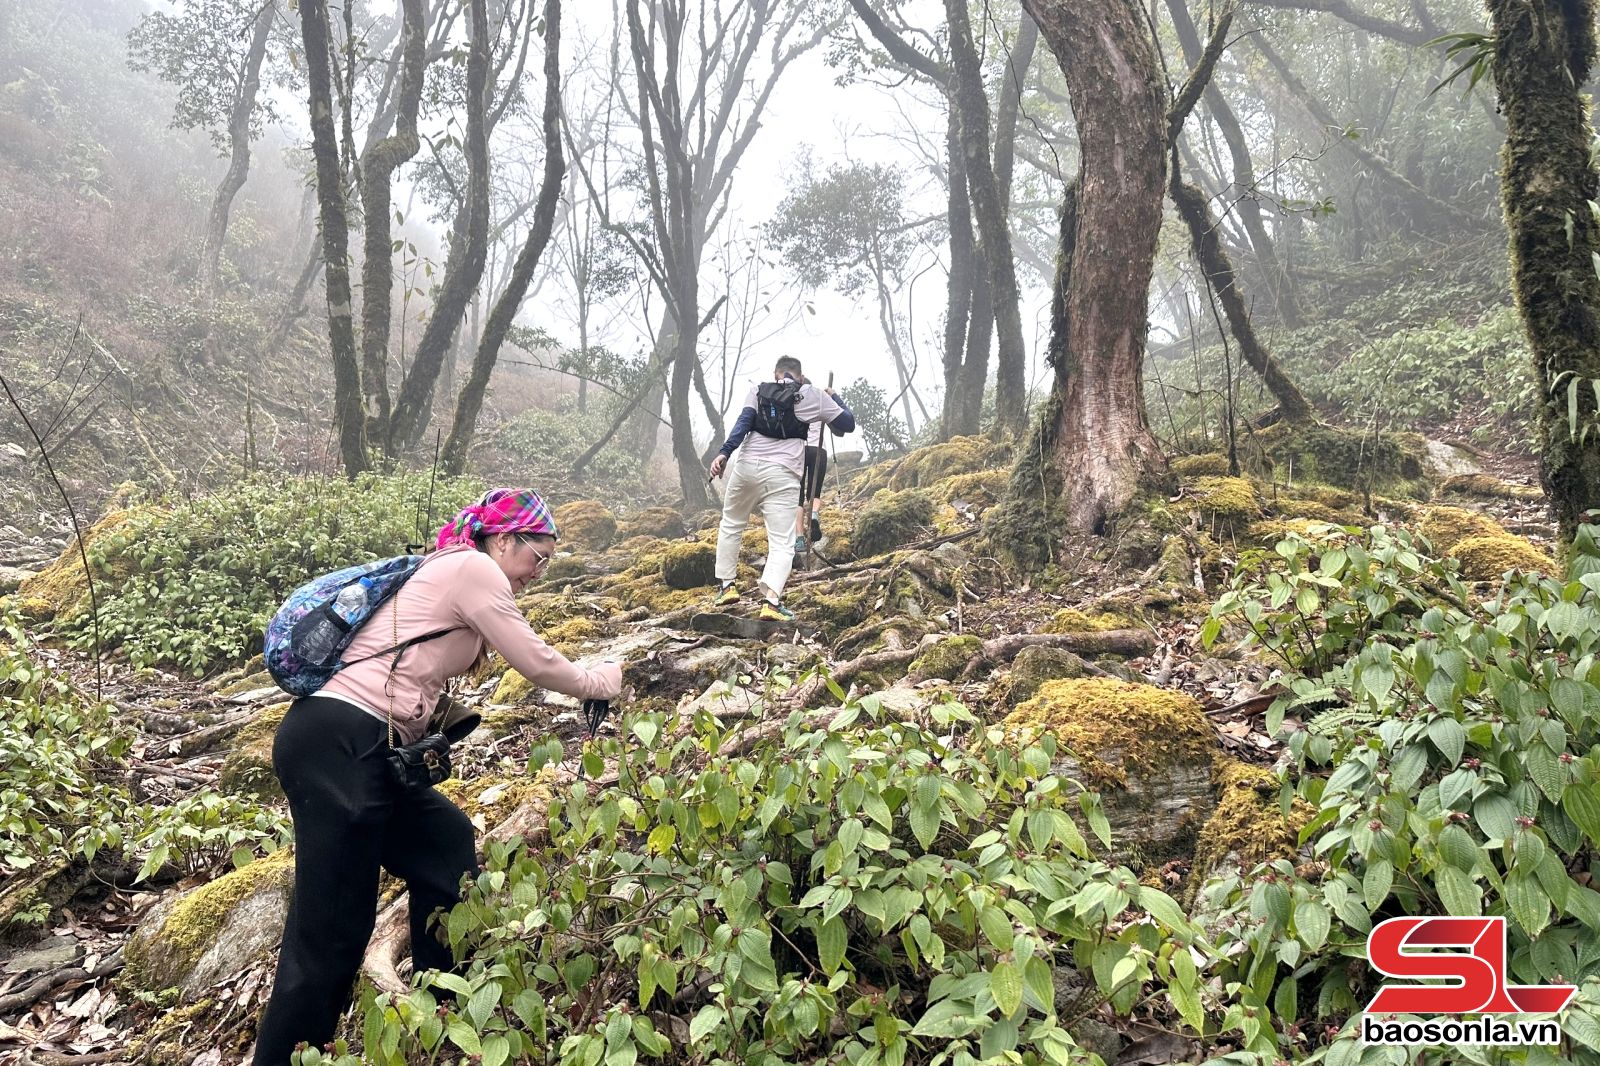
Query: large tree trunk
356 0 427 445
1165 0 1302 327
1170 165 1316 422
442 0 564 476
945 0 1028 437
298 0 367 475
1488 0 1600 543
1024 0 1168 533
387 0 492 457
200 0 274 297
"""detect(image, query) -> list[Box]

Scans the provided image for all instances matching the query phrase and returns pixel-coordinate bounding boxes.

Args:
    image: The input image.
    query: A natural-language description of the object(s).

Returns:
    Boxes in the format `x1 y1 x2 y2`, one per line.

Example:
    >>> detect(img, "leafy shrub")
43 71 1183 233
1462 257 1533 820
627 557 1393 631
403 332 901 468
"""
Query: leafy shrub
60 471 482 674
1190 524 1600 1061
339 692 1207 1066
1 614 288 883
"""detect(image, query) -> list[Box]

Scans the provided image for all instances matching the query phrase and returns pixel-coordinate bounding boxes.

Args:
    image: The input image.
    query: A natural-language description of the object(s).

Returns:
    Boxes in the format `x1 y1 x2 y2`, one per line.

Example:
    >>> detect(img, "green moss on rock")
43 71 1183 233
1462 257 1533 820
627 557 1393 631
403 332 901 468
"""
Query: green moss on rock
1440 474 1543 500
1006 679 1214 791
853 490 935 559
617 506 688 541
1190 760 1314 894
217 702 290 800
1416 505 1506 554
1171 453 1230 477
661 541 718 590
1042 608 1135 634
553 500 618 551
910 635 984 681
1450 534 1555 581
1186 476 1261 522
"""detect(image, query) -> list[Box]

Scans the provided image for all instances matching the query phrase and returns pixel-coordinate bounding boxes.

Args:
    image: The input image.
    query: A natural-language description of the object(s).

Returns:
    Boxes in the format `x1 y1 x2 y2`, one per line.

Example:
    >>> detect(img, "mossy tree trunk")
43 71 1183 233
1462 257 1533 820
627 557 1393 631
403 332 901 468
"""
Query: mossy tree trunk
1488 0 1600 543
1018 0 1169 534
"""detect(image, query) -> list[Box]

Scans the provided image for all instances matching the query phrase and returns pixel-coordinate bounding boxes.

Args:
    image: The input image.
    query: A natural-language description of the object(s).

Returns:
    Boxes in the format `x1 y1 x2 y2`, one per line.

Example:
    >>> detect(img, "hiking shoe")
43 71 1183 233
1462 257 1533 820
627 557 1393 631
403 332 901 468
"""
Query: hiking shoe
809 516 823 542
794 534 808 554
714 584 740 607
760 600 795 622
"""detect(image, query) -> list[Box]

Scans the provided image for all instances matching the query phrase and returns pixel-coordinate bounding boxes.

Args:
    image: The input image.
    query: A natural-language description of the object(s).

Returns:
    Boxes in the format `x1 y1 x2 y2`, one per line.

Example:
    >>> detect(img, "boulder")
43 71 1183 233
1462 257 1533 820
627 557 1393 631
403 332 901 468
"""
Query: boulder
996 646 1090 709
1451 534 1555 582
852 490 935 559
661 542 717 590
681 681 765 722
0 566 35 594
1005 679 1218 867
1189 760 1313 898
217 702 291 801
553 500 618 551
122 849 294 997
617 506 688 541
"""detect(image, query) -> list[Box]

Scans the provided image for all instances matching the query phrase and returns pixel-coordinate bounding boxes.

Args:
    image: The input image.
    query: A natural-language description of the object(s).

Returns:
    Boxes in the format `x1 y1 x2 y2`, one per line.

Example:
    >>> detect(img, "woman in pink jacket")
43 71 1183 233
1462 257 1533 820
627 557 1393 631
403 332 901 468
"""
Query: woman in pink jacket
253 488 621 1064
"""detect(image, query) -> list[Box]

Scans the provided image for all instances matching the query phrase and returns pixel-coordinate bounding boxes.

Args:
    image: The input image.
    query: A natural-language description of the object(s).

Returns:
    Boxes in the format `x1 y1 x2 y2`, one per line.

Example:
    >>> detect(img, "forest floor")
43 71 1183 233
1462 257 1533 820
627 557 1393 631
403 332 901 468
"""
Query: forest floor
0 430 1561 1065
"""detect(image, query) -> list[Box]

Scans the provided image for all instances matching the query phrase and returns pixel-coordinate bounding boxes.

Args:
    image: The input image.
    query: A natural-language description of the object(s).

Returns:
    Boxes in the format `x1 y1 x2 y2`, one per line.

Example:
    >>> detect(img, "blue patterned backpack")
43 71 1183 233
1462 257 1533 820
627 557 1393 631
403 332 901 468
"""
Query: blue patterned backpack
264 555 459 697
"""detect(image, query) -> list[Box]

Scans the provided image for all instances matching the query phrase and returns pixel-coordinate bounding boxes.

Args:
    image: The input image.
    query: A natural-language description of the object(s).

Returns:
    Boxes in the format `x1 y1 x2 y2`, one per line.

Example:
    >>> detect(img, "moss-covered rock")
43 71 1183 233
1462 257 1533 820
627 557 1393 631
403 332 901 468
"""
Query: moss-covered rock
1439 474 1543 500
910 635 983 681
1184 476 1261 524
1042 608 1135 634
1243 518 1328 547
553 500 618 551
858 435 1010 494
995 646 1090 709
217 702 290 800
1005 679 1218 866
17 506 155 621
1171 453 1230 477
1189 760 1314 896
438 772 557 831
1416 505 1506 554
540 617 607 655
122 849 295 997
661 541 718 590
853 490 935 558
1248 424 1430 496
617 506 688 541
1450 534 1556 581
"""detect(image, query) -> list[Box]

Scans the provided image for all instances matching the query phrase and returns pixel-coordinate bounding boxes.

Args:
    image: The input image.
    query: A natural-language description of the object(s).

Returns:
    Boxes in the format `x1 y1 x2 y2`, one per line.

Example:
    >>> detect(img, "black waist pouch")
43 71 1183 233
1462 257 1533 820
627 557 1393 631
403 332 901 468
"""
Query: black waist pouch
386 732 452 790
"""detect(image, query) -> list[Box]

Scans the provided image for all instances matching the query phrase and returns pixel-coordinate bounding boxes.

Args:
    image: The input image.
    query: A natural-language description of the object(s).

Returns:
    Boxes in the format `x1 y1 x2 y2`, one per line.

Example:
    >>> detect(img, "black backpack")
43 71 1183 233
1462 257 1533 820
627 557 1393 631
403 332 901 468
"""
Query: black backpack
752 380 810 440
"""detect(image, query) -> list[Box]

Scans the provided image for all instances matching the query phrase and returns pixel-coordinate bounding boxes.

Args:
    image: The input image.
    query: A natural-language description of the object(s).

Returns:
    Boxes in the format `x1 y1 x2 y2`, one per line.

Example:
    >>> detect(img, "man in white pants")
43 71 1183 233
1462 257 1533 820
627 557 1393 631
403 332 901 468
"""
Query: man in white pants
708 356 855 620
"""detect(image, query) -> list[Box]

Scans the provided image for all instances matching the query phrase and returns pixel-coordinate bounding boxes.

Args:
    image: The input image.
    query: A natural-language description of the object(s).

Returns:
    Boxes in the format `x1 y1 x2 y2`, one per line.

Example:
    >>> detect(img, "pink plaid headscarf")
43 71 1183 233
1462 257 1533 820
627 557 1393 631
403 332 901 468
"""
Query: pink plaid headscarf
435 488 559 549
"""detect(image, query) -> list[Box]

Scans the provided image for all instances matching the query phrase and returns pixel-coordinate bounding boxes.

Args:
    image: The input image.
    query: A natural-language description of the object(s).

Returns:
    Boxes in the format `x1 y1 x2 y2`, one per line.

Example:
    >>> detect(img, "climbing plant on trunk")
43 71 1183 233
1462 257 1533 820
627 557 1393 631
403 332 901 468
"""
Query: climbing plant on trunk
1486 0 1600 544
994 0 1170 553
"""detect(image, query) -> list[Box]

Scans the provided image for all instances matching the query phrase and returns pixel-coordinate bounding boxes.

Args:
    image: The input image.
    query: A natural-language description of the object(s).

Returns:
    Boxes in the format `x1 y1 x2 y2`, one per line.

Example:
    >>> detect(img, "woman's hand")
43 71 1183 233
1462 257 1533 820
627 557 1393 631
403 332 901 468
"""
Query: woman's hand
593 660 623 699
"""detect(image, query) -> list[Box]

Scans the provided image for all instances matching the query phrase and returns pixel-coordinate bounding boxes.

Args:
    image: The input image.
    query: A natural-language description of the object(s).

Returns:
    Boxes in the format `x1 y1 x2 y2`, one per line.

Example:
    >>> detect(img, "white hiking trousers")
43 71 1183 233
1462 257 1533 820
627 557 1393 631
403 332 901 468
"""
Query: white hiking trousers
715 457 802 601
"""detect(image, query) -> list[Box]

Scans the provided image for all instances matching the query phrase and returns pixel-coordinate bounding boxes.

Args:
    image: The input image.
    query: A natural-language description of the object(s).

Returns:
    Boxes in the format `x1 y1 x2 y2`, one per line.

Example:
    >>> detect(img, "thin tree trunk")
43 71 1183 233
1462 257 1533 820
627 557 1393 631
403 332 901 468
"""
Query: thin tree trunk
941 105 978 440
1166 0 1302 327
388 0 492 456
201 0 274 297
357 0 427 444
442 0 564 476
1022 0 1168 533
297 0 366 475
1170 161 1315 422
1488 0 1600 543
945 0 1028 437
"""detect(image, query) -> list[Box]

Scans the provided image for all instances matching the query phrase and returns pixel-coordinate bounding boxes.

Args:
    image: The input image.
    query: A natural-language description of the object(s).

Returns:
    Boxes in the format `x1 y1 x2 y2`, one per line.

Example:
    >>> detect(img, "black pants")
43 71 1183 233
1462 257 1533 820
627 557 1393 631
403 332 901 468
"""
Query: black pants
252 697 476 1065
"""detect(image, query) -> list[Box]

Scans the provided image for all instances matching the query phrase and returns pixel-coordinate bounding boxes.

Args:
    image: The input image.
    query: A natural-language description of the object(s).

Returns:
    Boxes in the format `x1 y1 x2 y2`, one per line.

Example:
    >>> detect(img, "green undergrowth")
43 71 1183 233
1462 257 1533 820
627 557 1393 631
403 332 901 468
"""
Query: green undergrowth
35 471 483 674
0 614 289 917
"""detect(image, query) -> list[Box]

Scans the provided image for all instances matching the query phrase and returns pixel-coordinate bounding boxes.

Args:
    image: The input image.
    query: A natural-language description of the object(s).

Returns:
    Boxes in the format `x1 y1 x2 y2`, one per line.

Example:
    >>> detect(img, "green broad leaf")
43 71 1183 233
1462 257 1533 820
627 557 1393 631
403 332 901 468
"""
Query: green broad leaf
837 817 864 855
1438 767 1476 809
606 1010 632 1049
1505 872 1551 937
1363 857 1388 902
798 884 834 909
480 1030 512 1066
1024 955 1054 1015
1274 975 1299 1029
1027 809 1054 852
638 956 657 1010
689 1005 723 1044
1564 781 1600 844
990 960 1024 1019
916 774 941 812
1135 887 1188 932
1261 880 1292 930
980 1015 1020 1059
1437 865 1482 916
1474 793 1518 842
467 982 500 1030
1428 717 1466 766
1525 743 1566 803
817 916 846 975
1390 743 1429 793
446 1020 483 1055
1437 824 1480 871
909 797 940 850
1295 899 1331 951
911 998 978 1039
979 905 1014 951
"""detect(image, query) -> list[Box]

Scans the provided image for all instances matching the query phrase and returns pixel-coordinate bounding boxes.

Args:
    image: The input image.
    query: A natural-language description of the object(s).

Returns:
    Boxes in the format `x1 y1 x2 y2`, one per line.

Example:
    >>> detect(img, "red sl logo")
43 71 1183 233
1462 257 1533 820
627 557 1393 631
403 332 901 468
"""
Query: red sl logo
1366 916 1576 1015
